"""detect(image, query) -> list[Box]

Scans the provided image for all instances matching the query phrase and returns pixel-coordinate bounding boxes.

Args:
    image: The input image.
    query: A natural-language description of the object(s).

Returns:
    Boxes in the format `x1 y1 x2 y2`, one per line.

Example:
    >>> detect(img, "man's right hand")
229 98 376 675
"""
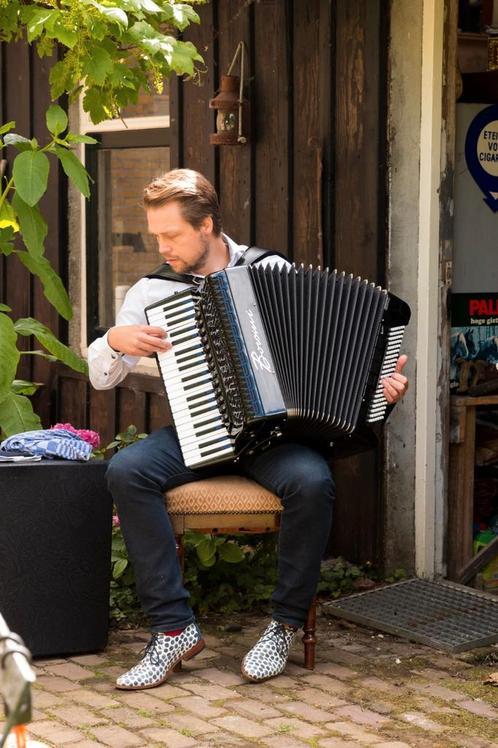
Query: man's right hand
107 325 171 357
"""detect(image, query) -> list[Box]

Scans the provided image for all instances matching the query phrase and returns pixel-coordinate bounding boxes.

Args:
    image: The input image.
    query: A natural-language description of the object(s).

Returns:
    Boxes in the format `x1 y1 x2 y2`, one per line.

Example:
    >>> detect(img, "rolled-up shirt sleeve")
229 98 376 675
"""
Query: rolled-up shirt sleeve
87 281 148 390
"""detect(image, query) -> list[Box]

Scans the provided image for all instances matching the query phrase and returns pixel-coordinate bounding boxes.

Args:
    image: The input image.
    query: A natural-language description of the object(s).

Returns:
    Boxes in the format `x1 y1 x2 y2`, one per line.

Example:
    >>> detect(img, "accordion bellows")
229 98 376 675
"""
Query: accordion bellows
146 265 411 469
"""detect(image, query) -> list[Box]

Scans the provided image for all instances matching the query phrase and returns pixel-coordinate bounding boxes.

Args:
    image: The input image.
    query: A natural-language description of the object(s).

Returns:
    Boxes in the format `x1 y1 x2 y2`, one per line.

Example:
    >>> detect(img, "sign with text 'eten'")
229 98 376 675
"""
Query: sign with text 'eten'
465 103 498 212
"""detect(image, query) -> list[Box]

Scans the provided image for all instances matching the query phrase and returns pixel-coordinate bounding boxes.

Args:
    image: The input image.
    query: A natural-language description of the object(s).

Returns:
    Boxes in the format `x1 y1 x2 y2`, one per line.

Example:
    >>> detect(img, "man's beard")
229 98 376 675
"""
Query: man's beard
183 235 210 275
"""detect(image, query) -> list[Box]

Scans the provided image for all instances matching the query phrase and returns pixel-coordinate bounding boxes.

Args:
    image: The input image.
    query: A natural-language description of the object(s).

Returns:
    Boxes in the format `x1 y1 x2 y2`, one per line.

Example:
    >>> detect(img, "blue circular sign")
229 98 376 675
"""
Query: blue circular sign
465 104 498 213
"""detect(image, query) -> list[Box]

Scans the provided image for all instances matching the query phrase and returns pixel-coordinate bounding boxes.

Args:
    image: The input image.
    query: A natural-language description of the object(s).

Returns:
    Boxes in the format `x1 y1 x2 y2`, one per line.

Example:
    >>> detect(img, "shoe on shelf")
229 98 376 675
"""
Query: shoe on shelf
241 619 297 682
116 622 205 690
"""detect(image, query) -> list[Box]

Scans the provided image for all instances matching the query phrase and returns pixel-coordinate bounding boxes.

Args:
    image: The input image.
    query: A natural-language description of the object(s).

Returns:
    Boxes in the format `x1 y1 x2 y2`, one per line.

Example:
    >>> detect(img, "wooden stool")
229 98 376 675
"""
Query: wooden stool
165 475 317 670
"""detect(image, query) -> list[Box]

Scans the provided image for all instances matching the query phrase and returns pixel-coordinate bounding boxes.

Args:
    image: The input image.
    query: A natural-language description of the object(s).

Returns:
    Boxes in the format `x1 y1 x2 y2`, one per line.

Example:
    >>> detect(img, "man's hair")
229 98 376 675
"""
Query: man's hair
143 168 222 236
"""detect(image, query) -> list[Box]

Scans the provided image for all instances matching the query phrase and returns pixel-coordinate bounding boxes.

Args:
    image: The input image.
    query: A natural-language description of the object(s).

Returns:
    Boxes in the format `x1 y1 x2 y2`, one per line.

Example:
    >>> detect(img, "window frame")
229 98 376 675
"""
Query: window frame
85 128 173 344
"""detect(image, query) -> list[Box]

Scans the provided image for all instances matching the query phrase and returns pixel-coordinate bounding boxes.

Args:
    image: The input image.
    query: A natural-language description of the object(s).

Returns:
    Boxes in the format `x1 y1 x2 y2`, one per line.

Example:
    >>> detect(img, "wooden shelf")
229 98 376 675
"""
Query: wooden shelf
448 394 498 582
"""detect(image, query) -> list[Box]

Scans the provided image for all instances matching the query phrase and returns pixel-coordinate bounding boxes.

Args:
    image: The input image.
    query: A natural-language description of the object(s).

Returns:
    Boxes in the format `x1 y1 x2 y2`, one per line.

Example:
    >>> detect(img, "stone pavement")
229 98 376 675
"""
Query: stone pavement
2 609 498 748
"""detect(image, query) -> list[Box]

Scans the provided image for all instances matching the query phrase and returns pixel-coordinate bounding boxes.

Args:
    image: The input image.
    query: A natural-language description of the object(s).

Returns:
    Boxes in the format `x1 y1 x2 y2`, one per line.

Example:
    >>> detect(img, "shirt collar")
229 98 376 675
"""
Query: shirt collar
190 233 248 277
225 233 248 267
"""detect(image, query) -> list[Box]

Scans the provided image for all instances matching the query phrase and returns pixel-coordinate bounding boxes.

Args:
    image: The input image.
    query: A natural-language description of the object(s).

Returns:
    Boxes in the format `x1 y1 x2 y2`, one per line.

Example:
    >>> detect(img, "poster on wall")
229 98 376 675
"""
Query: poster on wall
451 293 498 390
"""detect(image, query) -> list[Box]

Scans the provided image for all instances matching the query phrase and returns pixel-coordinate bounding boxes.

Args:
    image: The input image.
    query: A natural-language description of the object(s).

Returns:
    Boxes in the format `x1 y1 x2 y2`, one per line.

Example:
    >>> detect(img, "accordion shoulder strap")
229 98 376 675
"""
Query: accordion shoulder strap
234 246 287 266
143 264 196 284
144 246 286 284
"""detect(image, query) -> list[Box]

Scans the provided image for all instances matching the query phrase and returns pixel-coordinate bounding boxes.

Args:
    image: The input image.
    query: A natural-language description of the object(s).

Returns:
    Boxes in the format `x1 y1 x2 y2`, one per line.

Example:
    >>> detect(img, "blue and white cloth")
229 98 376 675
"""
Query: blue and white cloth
0 429 93 461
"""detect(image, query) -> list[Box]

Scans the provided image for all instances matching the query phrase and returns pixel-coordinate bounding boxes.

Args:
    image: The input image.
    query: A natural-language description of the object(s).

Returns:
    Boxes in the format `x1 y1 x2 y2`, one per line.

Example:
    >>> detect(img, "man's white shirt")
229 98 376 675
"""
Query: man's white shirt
87 234 288 390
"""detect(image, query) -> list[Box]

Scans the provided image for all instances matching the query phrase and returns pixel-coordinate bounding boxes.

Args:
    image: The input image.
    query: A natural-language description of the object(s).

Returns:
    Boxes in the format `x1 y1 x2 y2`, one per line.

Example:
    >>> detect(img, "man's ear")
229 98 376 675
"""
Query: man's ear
200 215 213 236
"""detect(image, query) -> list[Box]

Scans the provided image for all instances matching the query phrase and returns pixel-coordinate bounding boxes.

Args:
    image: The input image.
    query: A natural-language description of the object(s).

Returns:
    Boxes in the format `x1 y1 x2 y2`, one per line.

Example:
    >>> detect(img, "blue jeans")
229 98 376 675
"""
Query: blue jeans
106 427 335 631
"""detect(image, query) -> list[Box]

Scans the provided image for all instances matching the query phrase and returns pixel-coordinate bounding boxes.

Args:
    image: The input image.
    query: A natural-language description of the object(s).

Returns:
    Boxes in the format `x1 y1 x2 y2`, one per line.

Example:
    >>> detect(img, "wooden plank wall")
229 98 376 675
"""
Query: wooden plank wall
3 0 388 564
330 0 387 565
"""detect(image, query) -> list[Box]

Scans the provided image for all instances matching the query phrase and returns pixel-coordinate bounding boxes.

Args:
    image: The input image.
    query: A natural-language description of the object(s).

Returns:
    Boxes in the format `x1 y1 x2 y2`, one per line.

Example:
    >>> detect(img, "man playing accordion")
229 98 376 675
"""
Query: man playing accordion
88 169 408 689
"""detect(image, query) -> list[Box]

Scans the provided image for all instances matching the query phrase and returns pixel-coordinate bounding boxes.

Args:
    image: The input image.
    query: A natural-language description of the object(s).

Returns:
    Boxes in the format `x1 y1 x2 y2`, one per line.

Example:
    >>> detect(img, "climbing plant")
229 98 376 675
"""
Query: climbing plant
0 1 204 436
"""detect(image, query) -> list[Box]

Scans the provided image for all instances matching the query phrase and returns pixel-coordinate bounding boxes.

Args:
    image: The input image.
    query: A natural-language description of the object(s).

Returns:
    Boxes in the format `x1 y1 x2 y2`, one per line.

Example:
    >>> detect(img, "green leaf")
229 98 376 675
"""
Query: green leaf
19 349 57 362
199 554 217 568
15 251 73 320
0 226 15 242
196 537 217 567
112 535 126 553
0 201 19 232
48 16 78 49
54 146 91 198
108 61 145 91
113 558 129 579
12 193 47 257
0 121 15 137
85 1 129 28
185 530 207 547
66 133 98 145
14 317 88 375
36 34 55 60
21 7 55 43
0 313 19 402
46 104 68 136
11 380 40 396
119 0 163 13
138 0 164 12
12 150 50 206
170 40 204 76
218 541 245 564
0 6 20 41
159 2 200 30
88 18 108 41
0 392 42 437
83 46 114 86
82 87 109 124
2 133 32 153
0 303 11 312
171 3 200 31
101 6 129 27
0 227 14 254
0 242 14 256
126 19 164 45
49 60 71 100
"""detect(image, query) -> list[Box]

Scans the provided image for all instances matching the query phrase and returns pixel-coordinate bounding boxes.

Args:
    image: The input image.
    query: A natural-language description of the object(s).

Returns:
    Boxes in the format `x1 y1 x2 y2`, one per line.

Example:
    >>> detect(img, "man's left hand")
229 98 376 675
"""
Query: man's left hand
383 354 409 404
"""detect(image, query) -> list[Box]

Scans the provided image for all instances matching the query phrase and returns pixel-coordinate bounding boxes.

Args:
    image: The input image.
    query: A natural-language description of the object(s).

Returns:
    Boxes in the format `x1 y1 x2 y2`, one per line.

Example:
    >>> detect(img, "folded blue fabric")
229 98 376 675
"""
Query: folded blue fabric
0 429 93 461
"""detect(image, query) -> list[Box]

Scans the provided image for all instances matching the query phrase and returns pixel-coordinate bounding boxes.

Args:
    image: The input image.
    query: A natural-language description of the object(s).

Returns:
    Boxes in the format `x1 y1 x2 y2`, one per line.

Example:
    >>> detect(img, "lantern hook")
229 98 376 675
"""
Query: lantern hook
227 41 247 144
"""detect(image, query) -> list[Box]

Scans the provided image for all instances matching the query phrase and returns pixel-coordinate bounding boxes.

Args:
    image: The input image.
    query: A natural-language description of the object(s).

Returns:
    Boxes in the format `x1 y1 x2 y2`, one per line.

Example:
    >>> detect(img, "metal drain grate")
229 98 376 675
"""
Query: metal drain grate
324 578 498 652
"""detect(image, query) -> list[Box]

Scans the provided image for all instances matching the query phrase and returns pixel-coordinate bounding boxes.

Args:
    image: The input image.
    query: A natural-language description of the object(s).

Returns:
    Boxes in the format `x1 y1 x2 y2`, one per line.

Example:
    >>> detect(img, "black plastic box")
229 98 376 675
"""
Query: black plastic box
0 460 112 657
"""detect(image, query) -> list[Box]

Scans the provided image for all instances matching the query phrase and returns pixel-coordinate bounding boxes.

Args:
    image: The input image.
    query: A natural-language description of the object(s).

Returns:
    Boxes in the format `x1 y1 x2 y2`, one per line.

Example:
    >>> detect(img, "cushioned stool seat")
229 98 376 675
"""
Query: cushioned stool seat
165 475 316 670
167 475 283 534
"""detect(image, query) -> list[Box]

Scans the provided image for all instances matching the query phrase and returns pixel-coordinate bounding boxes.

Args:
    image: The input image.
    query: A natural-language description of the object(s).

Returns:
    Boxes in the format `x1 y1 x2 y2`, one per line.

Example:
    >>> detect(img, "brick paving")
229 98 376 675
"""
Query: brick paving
2 611 498 747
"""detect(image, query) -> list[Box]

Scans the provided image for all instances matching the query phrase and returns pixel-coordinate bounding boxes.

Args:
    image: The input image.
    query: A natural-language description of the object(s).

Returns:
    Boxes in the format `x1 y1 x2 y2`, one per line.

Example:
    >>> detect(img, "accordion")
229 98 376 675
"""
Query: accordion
145 264 411 469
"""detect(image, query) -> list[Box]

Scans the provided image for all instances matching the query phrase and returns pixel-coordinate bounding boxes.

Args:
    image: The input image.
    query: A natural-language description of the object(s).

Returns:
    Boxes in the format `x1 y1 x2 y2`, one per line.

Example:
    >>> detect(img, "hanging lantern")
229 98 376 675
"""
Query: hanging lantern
209 43 249 145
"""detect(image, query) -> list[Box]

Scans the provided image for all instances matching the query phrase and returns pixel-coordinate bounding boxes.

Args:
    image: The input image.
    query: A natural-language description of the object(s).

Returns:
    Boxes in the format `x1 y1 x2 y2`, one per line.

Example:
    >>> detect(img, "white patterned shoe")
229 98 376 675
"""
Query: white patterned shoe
116 623 205 690
241 619 297 682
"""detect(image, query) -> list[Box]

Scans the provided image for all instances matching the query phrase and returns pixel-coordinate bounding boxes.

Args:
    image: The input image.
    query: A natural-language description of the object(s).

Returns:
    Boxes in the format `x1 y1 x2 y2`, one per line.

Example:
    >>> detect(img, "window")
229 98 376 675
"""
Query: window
81 86 173 346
